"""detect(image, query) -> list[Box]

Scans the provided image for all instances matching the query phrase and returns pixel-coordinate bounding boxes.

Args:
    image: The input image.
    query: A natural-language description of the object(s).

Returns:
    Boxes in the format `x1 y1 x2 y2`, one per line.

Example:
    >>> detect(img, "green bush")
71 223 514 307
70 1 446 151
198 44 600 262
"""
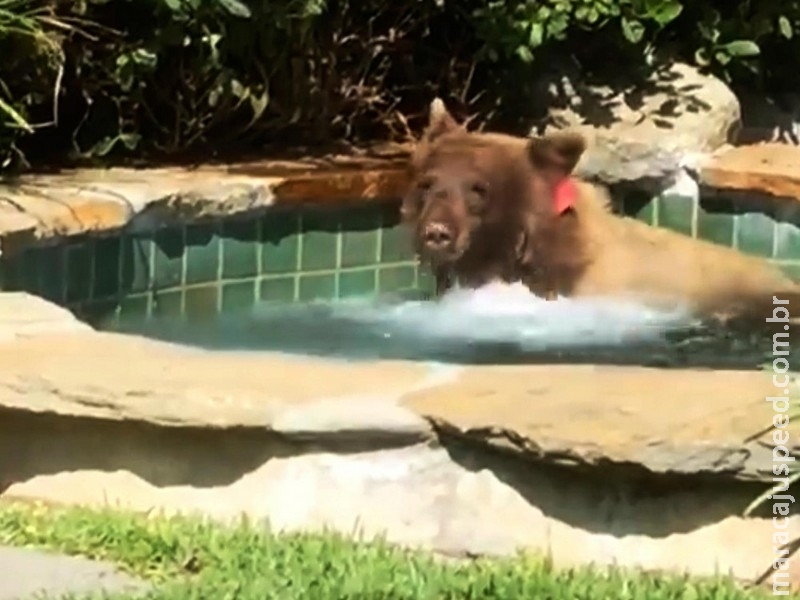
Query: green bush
0 0 799 172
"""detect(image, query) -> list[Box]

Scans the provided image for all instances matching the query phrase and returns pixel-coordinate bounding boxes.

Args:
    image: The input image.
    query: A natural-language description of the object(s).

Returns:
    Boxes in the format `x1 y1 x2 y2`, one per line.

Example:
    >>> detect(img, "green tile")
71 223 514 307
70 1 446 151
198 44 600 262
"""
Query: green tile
11 249 44 296
378 265 416 293
341 227 379 267
380 201 403 228
118 294 150 322
380 204 415 263
81 299 120 328
736 212 775 257
260 276 296 303
120 236 153 294
93 236 121 300
622 191 655 225
152 226 185 289
657 194 695 236
381 225 415 263
338 269 376 299
221 280 256 313
261 211 300 274
37 245 67 304
221 218 259 280
185 285 219 322
0 256 22 291
608 190 626 215
417 267 436 297
185 223 220 285
778 263 800 282
697 198 734 247
340 207 380 268
392 288 428 302
775 222 800 260
66 241 93 304
298 273 336 302
152 289 183 318
300 209 339 271
21 250 40 295
67 303 88 324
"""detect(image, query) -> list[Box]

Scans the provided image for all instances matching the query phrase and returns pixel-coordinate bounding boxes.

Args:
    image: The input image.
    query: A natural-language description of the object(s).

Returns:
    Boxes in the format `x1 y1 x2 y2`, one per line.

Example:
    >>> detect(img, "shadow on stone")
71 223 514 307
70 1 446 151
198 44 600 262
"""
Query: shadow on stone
0 407 426 491
436 433 796 538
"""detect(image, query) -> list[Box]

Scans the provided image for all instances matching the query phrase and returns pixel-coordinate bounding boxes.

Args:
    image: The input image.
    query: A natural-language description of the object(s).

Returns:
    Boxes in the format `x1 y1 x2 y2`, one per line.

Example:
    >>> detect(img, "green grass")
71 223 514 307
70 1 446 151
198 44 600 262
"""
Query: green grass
0 500 791 600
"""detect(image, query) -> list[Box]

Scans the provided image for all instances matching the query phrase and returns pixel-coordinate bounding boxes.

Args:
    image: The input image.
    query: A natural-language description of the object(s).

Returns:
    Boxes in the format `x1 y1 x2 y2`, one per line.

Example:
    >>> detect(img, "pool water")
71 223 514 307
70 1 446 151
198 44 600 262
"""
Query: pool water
105 282 785 369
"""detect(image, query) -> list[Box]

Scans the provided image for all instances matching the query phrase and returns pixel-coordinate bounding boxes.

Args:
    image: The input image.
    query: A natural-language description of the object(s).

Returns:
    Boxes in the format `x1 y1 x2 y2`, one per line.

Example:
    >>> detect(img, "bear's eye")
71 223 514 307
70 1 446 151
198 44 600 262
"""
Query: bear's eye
417 177 434 191
466 182 488 213
470 182 488 196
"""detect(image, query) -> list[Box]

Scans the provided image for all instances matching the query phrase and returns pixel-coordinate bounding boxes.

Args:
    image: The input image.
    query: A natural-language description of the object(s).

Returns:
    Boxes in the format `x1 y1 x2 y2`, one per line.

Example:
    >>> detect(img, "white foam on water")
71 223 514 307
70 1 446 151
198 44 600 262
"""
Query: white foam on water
318 281 698 351
123 281 702 361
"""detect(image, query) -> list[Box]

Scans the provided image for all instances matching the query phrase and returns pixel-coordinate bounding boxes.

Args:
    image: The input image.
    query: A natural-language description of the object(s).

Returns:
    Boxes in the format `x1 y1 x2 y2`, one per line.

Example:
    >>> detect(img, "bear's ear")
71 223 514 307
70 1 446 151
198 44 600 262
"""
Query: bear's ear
526 130 586 215
421 98 461 143
526 130 587 179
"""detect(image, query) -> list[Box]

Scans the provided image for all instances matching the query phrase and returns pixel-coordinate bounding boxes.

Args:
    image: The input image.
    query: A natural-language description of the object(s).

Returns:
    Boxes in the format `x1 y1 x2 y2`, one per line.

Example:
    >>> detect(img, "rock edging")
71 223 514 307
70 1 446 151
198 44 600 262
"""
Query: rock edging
0 292 795 484
2 137 800 259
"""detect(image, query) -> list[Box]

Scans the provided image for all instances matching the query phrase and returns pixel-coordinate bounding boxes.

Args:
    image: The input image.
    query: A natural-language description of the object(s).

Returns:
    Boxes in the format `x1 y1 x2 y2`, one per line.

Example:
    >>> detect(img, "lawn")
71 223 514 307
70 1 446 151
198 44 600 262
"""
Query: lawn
0 501 790 599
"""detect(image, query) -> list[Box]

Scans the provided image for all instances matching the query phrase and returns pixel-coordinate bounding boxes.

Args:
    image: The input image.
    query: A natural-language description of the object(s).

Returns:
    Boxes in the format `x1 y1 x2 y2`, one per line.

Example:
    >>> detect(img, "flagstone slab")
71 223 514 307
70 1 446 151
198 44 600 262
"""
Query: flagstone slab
401 364 799 481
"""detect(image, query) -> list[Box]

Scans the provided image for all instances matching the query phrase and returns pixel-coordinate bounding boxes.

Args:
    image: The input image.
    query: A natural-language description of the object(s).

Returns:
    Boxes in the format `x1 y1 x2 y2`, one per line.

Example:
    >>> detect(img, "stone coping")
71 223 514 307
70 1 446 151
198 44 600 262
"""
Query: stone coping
0 152 409 256
699 142 800 200
1 142 798 256
1 292 796 484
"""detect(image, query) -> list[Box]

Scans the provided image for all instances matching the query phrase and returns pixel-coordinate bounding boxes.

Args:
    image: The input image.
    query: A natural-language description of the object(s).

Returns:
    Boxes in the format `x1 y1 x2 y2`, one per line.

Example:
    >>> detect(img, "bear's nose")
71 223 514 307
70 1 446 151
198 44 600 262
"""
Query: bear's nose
423 223 453 249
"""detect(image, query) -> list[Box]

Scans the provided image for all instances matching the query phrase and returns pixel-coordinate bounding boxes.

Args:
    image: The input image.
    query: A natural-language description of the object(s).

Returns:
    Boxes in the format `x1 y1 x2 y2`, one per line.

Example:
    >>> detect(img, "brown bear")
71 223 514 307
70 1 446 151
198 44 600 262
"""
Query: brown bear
400 98 800 328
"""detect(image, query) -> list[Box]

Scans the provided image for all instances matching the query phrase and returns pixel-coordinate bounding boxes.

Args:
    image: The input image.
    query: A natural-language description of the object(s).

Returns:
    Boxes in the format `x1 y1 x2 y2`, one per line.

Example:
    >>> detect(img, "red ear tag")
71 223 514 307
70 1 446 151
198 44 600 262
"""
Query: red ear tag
553 178 577 215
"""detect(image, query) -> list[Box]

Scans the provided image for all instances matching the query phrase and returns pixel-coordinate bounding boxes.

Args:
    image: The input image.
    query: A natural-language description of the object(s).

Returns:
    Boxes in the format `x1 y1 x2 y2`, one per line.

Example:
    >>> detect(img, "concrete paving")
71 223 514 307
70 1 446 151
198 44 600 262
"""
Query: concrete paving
0 546 149 600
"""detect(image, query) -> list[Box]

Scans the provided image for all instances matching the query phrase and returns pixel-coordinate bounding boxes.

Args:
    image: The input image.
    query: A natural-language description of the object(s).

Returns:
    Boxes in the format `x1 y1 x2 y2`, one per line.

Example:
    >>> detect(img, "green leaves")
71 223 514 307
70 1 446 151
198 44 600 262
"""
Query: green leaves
483 0 691 63
115 48 158 92
1 0 800 173
516 45 534 63
640 0 683 26
649 0 681 26
724 39 761 57
216 0 251 19
86 133 142 158
617 0 682 46
528 22 544 48
779 15 793 39
621 15 645 43
0 96 32 133
162 0 252 18
162 0 183 12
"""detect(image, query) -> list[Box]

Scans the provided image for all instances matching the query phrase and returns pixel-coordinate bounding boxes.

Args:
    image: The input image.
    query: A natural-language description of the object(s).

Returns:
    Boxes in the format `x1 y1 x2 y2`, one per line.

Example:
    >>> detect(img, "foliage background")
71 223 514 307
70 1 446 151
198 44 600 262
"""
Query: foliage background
1 0 799 171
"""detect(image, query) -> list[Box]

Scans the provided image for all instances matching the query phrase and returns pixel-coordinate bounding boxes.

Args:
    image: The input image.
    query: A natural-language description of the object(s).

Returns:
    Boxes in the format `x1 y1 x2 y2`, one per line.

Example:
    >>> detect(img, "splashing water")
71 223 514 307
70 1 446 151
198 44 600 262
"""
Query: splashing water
320 282 696 350
117 282 711 364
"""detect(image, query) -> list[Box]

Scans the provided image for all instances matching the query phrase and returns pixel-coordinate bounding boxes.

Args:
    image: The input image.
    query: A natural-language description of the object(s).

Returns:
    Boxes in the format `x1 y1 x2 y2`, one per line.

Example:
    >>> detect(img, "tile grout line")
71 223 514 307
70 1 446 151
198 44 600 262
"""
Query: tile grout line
334 213 343 298
87 239 96 309
115 235 125 324
652 192 660 227
215 219 224 314
376 210 385 295
145 237 154 319
255 216 264 304
59 244 68 306
772 217 780 260
179 226 187 317
294 212 303 302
